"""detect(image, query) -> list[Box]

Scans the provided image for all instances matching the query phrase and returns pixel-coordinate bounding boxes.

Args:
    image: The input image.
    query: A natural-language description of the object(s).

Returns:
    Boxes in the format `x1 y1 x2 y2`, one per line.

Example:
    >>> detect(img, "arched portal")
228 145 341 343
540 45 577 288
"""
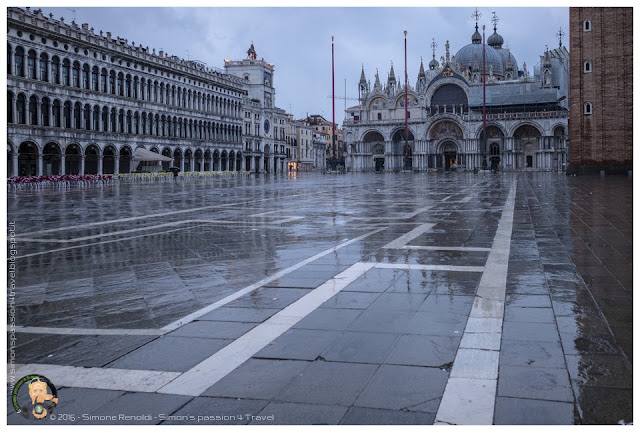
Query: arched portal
204 150 211 171
43 142 62 175
213 149 220 171
162 147 172 170
18 141 38 176
228 150 235 172
173 148 182 171
442 142 458 172
221 150 228 171
372 143 385 172
103 145 116 174
184 149 193 172
194 149 203 172
84 144 100 174
65 143 81 174
120 146 132 174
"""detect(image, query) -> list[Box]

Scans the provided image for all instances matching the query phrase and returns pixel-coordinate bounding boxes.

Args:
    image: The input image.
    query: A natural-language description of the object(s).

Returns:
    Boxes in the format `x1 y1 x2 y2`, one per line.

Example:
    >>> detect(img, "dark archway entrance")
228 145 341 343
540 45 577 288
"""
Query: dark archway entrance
442 142 457 171
43 142 62 175
103 146 116 174
65 144 81 175
18 142 38 176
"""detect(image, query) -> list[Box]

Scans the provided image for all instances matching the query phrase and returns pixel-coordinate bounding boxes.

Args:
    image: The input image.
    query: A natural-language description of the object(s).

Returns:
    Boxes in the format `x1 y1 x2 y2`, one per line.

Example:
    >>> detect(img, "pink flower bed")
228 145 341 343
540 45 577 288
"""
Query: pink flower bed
8 174 116 184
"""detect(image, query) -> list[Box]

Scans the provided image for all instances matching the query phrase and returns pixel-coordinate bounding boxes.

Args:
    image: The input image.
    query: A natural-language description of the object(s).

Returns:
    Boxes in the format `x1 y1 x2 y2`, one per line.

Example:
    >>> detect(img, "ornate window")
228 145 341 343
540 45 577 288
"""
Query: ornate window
39 53 48 81
27 50 36 79
14 47 24 77
28 95 38 125
51 56 60 84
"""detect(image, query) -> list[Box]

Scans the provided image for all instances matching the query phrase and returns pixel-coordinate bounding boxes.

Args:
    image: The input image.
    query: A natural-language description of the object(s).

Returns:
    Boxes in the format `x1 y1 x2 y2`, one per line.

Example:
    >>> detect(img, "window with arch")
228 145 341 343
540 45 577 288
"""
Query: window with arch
63 101 71 128
84 104 90 130
8 92 14 123
16 94 26 124
28 95 38 125
72 62 80 87
101 69 107 92
117 73 124 96
27 50 36 79
52 100 61 127
109 71 116 94
584 102 593 115
39 53 48 81
584 61 592 73
102 107 108 132
7 44 12 76
583 20 591 32
62 59 70 86
82 64 90 89
15 47 25 77
73 102 81 129
92 106 99 131
41 98 50 126
51 56 60 84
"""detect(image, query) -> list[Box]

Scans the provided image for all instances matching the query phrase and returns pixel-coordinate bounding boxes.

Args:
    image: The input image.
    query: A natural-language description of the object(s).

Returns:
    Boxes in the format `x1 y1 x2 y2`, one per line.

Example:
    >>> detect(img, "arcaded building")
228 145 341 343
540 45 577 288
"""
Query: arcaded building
7 7 246 177
568 7 632 174
344 14 570 172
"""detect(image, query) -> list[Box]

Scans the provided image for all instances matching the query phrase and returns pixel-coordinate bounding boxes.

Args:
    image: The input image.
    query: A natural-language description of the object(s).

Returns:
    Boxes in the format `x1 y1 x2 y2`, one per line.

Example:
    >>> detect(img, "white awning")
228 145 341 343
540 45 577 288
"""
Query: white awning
131 147 173 162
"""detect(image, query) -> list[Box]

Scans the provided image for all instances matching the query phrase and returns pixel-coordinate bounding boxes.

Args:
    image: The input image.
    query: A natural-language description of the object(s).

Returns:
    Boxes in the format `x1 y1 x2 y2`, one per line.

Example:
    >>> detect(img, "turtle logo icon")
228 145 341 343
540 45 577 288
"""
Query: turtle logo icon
12 375 59 420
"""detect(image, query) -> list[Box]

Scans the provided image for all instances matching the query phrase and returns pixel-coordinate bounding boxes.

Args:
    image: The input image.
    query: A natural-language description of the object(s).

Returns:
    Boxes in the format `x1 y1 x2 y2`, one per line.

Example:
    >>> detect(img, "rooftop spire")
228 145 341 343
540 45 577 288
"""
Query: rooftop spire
557 27 565 47
247 41 257 60
359 64 367 84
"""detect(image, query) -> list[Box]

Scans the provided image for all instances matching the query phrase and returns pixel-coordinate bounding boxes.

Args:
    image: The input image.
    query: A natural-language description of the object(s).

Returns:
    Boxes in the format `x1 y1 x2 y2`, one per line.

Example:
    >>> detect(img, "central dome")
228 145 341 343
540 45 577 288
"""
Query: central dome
454 26 505 77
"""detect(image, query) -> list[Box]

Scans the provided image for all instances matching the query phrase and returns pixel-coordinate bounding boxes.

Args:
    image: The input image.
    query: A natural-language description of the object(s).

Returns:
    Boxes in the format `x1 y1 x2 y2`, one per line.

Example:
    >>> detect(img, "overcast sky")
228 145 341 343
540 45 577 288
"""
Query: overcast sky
43 6 569 125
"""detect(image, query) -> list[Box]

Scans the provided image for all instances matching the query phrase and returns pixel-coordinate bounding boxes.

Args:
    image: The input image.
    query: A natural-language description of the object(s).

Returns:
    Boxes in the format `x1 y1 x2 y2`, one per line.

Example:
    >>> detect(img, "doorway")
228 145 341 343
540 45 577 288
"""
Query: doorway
375 157 385 172
442 142 457 172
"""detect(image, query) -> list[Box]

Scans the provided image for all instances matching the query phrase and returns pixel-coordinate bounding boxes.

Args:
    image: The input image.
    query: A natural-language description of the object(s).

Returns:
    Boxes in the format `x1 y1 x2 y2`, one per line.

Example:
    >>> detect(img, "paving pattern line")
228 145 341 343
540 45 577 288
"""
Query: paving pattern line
401 245 491 252
374 263 485 272
160 227 387 332
435 177 517 425
157 262 376 396
382 223 435 249
11 363 180 393
12 226 193 259
13 326 166 336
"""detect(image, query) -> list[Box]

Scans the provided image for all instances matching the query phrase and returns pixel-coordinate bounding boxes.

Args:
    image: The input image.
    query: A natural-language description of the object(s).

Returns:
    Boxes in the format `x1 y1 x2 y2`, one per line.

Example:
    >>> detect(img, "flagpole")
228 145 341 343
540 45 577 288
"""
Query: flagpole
331 36 336 169
404 30 409 171
482 24 487 170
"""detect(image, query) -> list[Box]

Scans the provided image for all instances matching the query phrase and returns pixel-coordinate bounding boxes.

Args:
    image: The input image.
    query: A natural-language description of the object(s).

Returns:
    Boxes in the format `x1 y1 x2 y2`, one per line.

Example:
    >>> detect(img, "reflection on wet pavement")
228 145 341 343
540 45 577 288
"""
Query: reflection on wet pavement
7 172 632 424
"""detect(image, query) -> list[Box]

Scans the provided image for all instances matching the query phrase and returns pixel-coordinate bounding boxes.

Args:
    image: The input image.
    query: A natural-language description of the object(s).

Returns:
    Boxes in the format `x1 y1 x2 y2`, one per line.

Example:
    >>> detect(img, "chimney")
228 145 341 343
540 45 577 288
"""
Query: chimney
81 23 88 31
106 31 111 39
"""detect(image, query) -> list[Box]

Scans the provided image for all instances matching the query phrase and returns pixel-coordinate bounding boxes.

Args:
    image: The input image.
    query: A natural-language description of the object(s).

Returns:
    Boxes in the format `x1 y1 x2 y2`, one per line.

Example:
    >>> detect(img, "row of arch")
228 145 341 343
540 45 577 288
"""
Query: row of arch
358 121 566 143
8 91 242 142
8 141 246 177
8 43 242 117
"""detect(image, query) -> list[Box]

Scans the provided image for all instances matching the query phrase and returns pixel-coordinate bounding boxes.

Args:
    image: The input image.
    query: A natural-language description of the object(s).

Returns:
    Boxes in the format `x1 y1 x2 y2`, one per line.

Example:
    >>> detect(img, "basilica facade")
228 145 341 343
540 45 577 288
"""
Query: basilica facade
344 17 570 172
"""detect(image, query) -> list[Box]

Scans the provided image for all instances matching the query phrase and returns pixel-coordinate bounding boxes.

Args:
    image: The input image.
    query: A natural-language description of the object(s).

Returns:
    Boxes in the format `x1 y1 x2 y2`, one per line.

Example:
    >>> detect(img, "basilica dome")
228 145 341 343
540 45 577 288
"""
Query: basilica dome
454 25 505 77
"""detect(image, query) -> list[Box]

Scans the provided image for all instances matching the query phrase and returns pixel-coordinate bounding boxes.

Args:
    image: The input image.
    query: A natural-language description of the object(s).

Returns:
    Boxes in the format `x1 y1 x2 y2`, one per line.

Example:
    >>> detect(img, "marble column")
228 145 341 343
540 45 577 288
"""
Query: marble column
80 156 86 175
12 154 18 177
114 156 120 175
60 154 66 175
98 156 103 175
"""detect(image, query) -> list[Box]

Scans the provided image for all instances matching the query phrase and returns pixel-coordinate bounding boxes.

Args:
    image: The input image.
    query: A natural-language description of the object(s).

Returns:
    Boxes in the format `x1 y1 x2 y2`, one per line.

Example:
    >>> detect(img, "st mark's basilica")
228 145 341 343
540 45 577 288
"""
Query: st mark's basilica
343 13 569 172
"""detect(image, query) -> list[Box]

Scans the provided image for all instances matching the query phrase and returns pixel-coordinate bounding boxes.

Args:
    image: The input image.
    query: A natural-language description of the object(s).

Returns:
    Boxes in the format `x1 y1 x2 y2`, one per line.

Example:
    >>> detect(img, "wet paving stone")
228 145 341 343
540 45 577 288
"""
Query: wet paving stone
161 397 269 425
321 331 398 364
340 407 435 425
7 173 632 425
250 401 348 425
494 397 575 425
107 336 231 372
354 364 448 413
254 329 342 361
275 361 378 406
203 358 310 400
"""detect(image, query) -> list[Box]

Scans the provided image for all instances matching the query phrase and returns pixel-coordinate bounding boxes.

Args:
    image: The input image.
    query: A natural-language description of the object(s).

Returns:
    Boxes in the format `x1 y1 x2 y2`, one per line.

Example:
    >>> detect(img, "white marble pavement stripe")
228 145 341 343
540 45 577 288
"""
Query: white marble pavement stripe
435 177 517 425
160 227 387 332
374 263 484 272
382 223 435 249
401 245 491 252
11 363 181 393
13 226 192 259
13 326 166 336
157 262 375 396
